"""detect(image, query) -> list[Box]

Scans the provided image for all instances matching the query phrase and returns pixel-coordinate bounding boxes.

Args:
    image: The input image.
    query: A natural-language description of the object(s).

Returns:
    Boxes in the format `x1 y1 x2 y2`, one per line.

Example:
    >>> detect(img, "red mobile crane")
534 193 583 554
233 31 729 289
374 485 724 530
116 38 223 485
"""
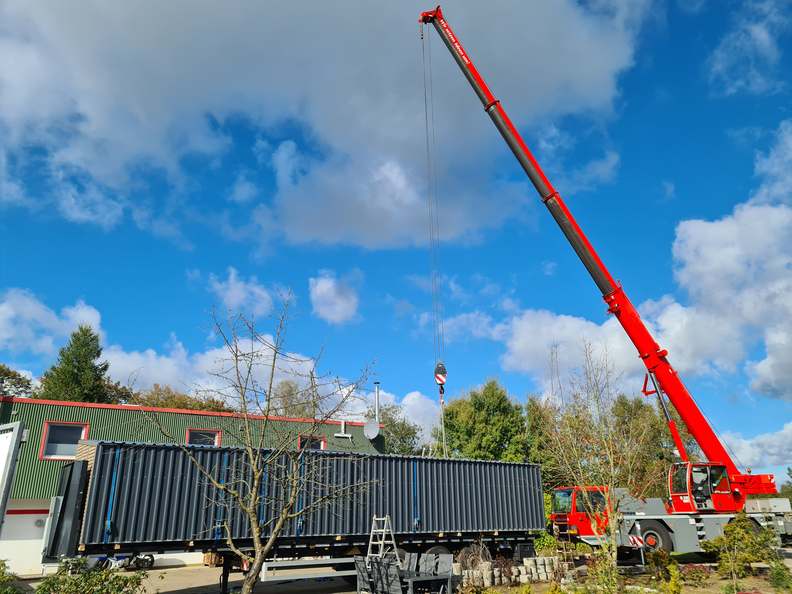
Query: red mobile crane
420 6 790 552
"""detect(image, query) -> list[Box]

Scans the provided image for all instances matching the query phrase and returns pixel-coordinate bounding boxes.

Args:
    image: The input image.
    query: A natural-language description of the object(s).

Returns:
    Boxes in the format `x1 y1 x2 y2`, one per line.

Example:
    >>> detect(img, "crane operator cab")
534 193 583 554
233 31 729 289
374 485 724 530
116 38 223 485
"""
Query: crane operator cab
669 462 734 513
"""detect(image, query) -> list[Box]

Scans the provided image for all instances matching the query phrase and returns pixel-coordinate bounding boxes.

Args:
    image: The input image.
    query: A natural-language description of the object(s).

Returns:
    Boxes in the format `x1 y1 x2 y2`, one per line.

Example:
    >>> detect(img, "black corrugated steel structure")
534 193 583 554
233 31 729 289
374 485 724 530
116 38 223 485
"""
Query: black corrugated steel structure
50 441 544 557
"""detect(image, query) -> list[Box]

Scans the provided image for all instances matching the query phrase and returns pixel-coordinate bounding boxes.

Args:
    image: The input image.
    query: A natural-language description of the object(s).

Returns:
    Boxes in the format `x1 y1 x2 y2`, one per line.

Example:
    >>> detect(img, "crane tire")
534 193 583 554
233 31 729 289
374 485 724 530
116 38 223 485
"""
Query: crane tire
638 520 673 552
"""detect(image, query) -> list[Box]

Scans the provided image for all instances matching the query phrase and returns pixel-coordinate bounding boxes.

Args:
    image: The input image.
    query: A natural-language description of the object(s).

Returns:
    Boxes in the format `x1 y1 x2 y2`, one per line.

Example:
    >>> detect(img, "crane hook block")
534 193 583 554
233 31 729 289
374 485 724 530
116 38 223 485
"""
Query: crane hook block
434 362 447 385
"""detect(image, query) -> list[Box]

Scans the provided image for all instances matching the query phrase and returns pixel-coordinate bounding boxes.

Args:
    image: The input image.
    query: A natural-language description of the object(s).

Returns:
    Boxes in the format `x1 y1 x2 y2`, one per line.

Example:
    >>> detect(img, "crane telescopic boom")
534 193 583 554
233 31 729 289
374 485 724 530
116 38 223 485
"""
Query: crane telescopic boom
420 5 776 505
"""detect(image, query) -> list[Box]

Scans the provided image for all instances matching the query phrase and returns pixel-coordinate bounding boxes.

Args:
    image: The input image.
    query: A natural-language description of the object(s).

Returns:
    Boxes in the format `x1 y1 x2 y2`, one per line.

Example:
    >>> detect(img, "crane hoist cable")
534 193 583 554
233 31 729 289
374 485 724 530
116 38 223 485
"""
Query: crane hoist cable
421 23 448 458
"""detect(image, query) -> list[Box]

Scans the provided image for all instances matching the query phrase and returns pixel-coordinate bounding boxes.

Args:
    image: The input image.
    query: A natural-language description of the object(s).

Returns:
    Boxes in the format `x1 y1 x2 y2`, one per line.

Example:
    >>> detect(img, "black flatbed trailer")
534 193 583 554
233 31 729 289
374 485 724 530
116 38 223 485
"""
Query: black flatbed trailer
44 441 545 574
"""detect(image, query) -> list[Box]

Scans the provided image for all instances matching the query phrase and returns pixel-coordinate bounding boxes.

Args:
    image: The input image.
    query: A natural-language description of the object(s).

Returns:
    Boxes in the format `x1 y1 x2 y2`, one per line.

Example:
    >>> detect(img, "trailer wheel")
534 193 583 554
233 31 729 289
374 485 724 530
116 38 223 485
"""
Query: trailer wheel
133 554 154 569
425 545 451 556
638 521 673 552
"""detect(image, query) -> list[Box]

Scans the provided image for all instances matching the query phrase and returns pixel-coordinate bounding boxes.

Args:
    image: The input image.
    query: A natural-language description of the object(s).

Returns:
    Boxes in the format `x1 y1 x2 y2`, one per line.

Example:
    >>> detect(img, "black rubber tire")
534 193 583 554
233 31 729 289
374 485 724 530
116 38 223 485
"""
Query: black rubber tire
638 520 673 552
424 545 452 556
134 554 154 569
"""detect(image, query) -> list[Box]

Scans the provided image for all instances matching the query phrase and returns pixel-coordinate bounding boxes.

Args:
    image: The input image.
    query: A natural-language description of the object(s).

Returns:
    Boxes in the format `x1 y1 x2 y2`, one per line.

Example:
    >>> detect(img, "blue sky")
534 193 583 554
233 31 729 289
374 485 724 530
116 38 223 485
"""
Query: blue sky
1 1 791 479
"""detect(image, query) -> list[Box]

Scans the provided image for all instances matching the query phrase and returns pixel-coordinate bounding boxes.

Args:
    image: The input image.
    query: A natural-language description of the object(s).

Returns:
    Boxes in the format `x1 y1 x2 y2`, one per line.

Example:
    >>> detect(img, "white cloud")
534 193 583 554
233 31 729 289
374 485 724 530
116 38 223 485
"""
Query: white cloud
56 181 124 229
309 270 360 325
752 119 792 204
0 288 102 355
105 333 323 398
722 422 792 470
677 0 707 13
0 1 651 247
563 150 621 193
105 338 203 391
662 180 676 199
444 311 502 342
0 152 26 206
207 267 273 319
541 260 558 276
228 171 257 204
400 390 441 442
444 119 792 403
499 308 642 382
707 0 790 96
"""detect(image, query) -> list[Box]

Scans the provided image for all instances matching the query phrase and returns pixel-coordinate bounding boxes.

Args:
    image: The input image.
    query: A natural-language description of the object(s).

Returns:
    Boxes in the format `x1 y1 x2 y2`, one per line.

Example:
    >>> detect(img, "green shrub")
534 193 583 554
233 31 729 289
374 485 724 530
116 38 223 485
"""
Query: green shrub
702 512 776 580
575 542 593 555
720 582 744 594
769 557 792 592
35 558 148 594
646 549 671 581
0 560 19 594
534 532 558 555
662 563 682 594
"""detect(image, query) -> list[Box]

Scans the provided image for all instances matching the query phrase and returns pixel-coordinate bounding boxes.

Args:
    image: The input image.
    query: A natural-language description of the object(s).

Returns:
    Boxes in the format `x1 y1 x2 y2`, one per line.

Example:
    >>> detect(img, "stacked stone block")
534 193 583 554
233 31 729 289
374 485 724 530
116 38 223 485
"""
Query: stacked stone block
458 556 561 587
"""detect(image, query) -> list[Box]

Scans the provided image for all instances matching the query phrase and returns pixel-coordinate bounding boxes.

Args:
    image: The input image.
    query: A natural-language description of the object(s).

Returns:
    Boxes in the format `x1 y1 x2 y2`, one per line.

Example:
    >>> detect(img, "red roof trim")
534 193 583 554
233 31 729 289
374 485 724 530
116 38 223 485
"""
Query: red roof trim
0 396 366 427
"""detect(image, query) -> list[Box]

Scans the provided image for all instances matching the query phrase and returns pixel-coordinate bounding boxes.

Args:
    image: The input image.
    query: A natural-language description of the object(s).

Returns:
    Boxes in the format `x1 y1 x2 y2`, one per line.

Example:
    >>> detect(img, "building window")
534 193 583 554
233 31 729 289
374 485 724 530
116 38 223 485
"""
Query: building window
186 429 221 446
40 422 89 460
298 435 326 451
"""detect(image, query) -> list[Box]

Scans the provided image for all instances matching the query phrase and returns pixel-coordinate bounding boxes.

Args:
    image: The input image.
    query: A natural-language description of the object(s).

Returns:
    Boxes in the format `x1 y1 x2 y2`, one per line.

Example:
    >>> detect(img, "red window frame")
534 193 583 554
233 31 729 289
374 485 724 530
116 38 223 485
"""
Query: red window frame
38 421 90 461
297 434 327 451
185 428 222 446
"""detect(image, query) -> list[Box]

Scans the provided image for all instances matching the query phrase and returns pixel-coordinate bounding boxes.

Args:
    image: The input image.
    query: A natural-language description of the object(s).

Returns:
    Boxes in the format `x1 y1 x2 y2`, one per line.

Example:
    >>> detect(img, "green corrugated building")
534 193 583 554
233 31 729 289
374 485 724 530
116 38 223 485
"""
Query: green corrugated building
0 395 382 575
0 396 381 501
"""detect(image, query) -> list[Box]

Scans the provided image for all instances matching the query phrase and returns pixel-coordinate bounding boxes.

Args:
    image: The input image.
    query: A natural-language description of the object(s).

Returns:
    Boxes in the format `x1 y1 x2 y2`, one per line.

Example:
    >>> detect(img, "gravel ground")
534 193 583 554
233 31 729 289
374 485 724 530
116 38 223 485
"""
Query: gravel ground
12 548 791 593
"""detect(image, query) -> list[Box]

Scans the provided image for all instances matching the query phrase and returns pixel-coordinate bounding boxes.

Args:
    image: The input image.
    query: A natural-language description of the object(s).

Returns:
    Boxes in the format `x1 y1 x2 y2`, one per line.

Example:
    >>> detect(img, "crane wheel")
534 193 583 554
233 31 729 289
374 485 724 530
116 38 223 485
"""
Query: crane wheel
638 520 673 552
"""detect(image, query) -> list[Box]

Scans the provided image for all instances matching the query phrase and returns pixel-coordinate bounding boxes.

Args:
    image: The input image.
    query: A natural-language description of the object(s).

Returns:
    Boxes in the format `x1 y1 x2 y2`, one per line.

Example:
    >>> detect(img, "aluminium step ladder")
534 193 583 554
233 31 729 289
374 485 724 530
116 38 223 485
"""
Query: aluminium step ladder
366 515 399 563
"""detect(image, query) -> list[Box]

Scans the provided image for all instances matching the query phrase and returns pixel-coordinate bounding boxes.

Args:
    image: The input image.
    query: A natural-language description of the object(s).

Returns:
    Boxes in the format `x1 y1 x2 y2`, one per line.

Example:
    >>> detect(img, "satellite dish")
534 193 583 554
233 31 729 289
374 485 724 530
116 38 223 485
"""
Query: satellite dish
364 420 381 440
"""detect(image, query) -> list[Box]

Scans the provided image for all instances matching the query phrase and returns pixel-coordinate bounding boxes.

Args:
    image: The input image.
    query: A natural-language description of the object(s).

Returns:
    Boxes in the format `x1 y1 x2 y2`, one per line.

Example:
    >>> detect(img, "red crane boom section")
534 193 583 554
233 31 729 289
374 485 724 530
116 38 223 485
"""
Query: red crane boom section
420 6 775 497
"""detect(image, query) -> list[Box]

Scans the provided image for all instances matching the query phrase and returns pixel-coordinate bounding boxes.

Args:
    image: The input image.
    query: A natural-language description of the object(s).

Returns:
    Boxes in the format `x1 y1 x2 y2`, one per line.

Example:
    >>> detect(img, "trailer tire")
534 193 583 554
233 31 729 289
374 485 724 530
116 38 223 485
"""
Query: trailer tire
425 545 452 556
638 521 673 553
132 554 154 570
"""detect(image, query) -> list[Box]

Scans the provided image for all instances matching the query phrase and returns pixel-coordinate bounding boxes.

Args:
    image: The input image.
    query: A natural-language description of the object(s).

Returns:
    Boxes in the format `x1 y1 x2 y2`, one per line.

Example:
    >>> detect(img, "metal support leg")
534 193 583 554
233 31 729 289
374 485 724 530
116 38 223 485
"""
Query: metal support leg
220 556 230 594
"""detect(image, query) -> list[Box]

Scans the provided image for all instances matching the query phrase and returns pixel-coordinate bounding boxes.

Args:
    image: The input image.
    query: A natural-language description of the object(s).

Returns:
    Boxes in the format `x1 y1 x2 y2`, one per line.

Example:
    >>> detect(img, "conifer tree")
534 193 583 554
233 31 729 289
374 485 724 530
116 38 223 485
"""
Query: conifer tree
38 326 111 403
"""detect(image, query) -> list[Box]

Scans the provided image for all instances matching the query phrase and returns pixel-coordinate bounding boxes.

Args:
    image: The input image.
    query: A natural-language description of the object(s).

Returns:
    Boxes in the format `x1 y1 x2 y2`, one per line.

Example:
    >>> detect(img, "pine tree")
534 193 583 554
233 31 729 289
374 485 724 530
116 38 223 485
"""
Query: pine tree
38 326 111 403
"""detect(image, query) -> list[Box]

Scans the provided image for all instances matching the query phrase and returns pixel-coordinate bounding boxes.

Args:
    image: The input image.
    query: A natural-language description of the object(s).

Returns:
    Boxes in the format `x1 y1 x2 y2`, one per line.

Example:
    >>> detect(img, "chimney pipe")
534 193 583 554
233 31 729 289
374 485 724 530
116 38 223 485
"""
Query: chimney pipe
374 381 381 424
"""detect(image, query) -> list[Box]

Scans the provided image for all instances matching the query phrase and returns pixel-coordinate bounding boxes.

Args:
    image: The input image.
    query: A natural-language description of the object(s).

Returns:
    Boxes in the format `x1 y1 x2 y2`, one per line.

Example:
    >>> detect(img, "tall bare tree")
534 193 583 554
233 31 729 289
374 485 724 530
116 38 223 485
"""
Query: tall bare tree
544 344 663 592
144 302 371 594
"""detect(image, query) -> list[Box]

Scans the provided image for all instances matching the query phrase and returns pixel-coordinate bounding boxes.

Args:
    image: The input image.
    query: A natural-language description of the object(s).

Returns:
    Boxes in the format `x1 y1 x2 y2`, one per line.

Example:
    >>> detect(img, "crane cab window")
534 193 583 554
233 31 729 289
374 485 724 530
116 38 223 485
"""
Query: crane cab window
710 465 730 494
552 489 573 513
691 465 711 496
670 463 688 494
575 490 607 513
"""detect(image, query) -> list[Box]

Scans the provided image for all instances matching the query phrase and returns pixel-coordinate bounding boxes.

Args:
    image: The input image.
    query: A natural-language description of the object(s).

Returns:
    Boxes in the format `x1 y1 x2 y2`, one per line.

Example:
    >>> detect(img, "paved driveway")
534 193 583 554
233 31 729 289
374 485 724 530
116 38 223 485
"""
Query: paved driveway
14 566 356 594
144 565 356 593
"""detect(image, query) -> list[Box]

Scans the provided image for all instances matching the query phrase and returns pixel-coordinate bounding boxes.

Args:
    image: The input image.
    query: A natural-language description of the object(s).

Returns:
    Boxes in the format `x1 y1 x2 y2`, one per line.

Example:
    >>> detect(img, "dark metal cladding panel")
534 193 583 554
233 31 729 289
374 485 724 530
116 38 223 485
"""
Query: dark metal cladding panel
79 442 544 547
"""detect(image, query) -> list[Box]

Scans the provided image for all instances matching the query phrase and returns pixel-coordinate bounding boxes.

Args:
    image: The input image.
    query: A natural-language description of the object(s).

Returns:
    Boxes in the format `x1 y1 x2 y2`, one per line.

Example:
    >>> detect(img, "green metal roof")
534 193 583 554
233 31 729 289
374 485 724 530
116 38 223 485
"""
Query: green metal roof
0 398 381 500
